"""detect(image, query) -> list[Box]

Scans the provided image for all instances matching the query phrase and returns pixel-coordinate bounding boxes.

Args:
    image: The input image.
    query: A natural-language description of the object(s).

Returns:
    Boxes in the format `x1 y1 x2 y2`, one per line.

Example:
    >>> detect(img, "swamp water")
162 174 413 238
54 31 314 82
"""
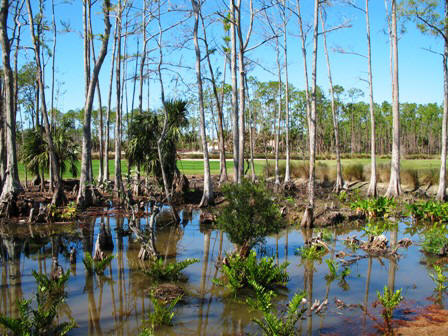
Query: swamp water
0 206 446 335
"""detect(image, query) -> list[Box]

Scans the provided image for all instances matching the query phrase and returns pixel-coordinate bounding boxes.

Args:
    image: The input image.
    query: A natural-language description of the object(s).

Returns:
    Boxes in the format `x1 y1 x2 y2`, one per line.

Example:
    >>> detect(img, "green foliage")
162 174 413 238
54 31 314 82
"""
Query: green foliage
296 245 326 261
350 197 396 218
247 280 307 336
0 272 76 336
217 180 284 250
421 224 448 255
376 286 403 334
144 294 182 331
141 257 199 282
429 265 448 292
32 270 70 301
407 200 448 222
213 251 289 293
82 252 114 276
325 258 351 289
362 220 396 237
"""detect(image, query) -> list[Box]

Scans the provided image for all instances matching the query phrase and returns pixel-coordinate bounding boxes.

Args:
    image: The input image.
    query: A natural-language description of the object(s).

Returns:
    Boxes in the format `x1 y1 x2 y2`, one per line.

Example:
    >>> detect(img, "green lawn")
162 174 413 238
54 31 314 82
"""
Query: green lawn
17 157 443 181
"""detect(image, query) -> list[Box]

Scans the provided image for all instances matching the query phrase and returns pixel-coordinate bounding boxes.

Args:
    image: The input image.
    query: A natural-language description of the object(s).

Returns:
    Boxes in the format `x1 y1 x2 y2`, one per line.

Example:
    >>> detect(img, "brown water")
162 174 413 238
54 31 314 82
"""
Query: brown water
0 206 446 335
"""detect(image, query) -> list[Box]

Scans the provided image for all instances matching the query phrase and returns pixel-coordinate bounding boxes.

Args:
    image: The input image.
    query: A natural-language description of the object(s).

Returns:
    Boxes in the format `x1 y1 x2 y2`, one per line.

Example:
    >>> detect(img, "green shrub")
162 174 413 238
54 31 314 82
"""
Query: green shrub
145 294 182 330
362 220 396 237
407 201 448 222
217 180 284 253
376 286 403 335
82 252 114 276
296 245 326 261
247 280 307 336
350 197 396 218
421 225 448 255
32 270 70 301
214 251 289 293
142 258 199 282
429 265 448 292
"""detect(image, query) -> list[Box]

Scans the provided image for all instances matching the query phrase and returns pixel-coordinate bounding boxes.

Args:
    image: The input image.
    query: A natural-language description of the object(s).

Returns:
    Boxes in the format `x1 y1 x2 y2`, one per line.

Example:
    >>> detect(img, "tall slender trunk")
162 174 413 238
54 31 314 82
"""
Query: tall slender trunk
236 0 245 182
26 0 65 206
230 0 239 183
192 0 213 207
114 0 124 196
245 76 256 182
49 0 56 192
366 0 377 197
320 9 343 193
385 0 401 197
78 0 111 207
437 2 448 200
103 26 117 183
301 0 319 227
0 0 22 202
274 36 282 187
283 0 291 184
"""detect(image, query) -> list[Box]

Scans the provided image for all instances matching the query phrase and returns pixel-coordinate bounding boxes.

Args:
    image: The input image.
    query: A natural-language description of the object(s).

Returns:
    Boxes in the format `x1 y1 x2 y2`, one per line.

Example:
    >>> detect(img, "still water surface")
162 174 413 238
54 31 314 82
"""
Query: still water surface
0 206 445 335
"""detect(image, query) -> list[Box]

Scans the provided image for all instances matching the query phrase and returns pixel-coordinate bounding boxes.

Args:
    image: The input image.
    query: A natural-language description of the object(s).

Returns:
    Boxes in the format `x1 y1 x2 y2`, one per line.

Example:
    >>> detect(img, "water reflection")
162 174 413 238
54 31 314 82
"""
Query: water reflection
0 210 445 335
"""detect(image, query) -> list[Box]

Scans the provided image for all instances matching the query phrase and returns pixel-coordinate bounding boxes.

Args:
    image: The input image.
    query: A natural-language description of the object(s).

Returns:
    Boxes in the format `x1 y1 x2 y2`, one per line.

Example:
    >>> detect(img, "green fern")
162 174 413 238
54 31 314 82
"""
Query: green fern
142 257 199 282
32 270 70 300
144 293 182 330
82 252 114 275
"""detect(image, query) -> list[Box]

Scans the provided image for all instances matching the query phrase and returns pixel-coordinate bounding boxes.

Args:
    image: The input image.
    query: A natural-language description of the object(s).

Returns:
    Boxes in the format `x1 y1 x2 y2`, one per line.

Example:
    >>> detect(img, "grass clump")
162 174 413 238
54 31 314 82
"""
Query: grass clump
343 163 364 181
217 179 284 255
350 197 396 218
142 257 199 282
82 252 114 276
213 251 289 293
296 245 327 261
247 280 307 336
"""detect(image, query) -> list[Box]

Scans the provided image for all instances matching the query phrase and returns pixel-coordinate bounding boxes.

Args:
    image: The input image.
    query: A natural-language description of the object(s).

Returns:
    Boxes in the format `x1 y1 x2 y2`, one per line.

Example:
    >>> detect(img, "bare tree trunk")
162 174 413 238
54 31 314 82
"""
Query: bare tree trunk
385 0 401 197
230 0 239 183
114 0 124 197
200 10 227 184
244 76 256 182
236 0 245 182
366 0 377 197
301 0 319 227
320 9 344 193
274 36 282 187
282 0 291 184
49 0 56 192
103 26 117 184
78 0 111 207
437 2 448 201
192 0 213 207
26 0 65 206
0 0 22 204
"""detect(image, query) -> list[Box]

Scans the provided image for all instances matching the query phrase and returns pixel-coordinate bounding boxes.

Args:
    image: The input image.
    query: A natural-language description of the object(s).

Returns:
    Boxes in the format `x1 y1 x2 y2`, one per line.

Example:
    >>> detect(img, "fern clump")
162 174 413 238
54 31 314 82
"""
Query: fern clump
217 180 284 254
421 224 448 255
142 257 199 282
350 196 396 218
296 245 326 261
82 252 114 275
214 251 289 293
247 280 307 336
0 271 76 335
140 293 182 333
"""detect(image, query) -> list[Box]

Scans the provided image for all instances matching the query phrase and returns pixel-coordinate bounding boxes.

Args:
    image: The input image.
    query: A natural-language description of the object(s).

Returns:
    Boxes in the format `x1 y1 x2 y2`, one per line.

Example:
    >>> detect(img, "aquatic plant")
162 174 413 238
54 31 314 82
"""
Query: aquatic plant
407 200 448 223
142 257 199 282
296 245 326 261
376 286 403 335
362 220 396 237
213 251 289 293
247 280 307 336
429 265 448 292
421 224 448 255
145 293 183 330
82 252 114 276
217 180 284 255
0 271 76 336
350 197 396 218
32 269 70 300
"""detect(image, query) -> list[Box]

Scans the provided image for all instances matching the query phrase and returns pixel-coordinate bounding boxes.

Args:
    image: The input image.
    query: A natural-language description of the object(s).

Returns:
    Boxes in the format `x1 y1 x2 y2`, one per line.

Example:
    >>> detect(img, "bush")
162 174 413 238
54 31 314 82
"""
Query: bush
421 225 448 255
217 180 284 253
141 258 199 282
343 163 364 181
350 197 396 218
82 252 114 276
213 251 289 293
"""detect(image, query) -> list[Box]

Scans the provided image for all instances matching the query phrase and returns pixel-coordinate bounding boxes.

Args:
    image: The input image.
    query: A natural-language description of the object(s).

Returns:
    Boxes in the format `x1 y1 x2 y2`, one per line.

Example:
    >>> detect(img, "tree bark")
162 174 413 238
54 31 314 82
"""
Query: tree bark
236 0 246 183
78 0 111 208
283 0 291 184
230 0 239 183
0 0 22 203
366 0 377 197
301 0 319 227
385 0 401 197
274 36 282 187
437 1 448 201
192 0 213 207
320 9 344 193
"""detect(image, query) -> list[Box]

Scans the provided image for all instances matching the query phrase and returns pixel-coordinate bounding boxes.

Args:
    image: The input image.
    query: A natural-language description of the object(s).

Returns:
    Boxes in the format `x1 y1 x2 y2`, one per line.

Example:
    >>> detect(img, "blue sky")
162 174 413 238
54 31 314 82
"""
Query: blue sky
14 0 445 115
